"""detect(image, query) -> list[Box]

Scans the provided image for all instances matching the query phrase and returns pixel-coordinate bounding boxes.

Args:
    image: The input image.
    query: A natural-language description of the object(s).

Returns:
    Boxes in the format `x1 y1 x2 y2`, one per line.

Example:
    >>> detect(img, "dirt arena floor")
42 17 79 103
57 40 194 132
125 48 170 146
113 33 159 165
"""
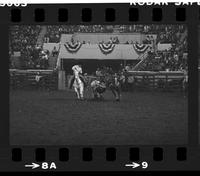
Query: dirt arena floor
10 89 188 145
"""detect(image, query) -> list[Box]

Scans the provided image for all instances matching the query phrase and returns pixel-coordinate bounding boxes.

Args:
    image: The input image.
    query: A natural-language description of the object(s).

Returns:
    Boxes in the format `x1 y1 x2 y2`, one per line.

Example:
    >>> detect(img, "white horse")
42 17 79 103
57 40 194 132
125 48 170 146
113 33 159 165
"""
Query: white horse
73 74 84 100
71 65 85 100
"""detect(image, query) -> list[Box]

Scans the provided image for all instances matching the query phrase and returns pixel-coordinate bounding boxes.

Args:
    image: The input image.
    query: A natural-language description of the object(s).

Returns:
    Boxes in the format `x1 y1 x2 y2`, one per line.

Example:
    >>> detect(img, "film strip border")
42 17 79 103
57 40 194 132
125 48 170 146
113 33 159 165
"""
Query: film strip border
0 146 197 171
9 6 186 22
0 4 198 23
0 3 199 171
8 6 192 23
12 147 187 162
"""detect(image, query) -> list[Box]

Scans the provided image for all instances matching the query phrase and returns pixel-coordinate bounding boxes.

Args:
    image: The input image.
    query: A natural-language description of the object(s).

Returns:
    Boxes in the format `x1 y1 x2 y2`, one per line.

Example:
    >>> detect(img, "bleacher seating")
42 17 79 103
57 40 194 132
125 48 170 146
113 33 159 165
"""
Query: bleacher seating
10 25 42 69
131 26 188 72
44 25 186 44
9 25 188 73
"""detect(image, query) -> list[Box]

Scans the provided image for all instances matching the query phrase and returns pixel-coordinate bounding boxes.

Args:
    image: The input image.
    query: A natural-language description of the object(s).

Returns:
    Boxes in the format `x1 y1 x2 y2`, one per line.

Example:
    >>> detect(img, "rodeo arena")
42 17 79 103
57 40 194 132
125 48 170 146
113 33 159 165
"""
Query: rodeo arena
9 25 188 145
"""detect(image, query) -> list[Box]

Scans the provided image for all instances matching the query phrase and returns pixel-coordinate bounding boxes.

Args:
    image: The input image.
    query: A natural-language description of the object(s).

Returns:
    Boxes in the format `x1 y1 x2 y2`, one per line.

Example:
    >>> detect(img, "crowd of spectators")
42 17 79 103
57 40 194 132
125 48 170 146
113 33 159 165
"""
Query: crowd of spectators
118 25 188 72
119 25 186 44
142 26 188 71
44 25 186 44
138 44 188 72
10 26 52 69
121 25 188 72
10 26 41 68
20 45 50 69
10 25 41 53
9 25 187 72
44 25 114 43
44 26 60 43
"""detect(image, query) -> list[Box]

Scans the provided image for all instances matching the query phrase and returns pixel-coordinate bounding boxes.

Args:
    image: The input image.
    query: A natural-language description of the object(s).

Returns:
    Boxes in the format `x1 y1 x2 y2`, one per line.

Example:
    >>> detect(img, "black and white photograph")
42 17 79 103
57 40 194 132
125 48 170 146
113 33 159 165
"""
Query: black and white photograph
9 25 188 145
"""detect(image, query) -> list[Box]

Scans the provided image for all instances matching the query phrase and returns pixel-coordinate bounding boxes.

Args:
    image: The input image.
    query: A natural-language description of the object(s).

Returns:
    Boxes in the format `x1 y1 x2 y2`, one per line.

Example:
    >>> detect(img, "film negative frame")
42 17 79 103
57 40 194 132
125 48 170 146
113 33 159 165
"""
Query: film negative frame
0 3 199 171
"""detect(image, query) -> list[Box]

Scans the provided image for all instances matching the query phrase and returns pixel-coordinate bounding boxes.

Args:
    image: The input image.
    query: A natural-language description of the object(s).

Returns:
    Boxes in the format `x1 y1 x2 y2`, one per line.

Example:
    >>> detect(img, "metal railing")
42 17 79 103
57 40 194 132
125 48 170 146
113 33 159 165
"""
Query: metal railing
132 49 150 71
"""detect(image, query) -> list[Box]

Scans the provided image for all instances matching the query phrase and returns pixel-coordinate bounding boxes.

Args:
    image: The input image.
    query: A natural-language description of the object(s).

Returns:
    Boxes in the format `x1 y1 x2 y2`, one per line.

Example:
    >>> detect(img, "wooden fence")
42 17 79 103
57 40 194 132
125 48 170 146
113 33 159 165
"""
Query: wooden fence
9 69 186 91
125 71 186 91
65 71 186 91
9 69 58 90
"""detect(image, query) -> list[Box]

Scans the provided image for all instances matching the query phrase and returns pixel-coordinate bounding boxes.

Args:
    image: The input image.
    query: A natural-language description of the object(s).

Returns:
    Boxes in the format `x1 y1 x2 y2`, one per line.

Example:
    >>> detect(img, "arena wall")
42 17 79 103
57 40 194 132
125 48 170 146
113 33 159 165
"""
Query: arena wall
72 33 142 44
57 44 148 68
60 33 157 44
60 34 73 43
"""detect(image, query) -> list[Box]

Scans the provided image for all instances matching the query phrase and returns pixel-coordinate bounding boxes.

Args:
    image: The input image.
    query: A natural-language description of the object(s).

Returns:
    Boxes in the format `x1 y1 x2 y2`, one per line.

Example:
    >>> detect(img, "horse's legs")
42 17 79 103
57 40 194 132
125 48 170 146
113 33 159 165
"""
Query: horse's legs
80 84 84 99
110 88 117 98
114 89 120 101
115 92 120 101
111 87 121 101
99 93 104 100
117 87 121 100
74 87 80 99
93 89 98 99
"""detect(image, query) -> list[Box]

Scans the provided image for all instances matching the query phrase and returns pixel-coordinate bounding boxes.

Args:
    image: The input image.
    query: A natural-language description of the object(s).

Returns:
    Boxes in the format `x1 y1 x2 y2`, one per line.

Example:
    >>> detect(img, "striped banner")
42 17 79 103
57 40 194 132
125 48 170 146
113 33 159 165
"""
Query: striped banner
64 42 82 53
133 44 150 54
98 43 115 55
